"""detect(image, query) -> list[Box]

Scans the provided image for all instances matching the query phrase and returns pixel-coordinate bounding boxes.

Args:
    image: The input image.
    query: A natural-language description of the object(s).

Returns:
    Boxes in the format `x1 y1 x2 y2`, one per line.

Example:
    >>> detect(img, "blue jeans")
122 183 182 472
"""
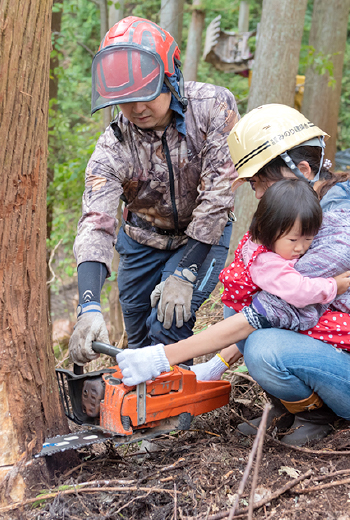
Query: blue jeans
242 328 350 420
116 222 232 350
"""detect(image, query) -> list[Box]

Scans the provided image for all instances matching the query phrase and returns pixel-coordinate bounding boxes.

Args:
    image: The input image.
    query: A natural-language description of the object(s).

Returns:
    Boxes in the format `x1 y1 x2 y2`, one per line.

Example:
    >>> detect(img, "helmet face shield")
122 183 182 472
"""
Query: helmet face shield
91 44 165 114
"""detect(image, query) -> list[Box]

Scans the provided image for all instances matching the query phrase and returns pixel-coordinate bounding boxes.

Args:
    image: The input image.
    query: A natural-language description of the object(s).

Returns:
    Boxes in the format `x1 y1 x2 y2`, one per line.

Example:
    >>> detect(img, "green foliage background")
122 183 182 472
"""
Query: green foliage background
48 0 350 303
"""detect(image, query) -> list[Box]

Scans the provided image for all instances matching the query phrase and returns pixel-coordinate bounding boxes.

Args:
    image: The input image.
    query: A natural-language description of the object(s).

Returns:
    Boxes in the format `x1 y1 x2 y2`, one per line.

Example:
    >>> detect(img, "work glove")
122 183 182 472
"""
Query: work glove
117 344 170 386
150 268 196 329
69 302 109 365
191 354 229 381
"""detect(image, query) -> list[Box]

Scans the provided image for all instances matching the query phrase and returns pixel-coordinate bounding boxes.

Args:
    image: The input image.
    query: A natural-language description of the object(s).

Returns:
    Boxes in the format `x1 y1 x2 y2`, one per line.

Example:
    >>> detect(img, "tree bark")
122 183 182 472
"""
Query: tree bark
0 0 68 503
160 0 185 46
302 0 350 164
183 0 205 81
229 0 308 258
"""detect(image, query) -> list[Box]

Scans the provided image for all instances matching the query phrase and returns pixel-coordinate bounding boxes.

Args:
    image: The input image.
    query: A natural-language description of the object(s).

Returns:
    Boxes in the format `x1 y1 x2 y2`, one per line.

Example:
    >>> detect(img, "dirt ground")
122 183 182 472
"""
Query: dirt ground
3 288 350 520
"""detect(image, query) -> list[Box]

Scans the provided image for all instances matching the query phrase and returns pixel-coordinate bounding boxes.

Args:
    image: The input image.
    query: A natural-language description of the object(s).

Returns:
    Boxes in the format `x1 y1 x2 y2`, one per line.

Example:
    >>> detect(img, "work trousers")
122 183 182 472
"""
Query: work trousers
116 222 232 352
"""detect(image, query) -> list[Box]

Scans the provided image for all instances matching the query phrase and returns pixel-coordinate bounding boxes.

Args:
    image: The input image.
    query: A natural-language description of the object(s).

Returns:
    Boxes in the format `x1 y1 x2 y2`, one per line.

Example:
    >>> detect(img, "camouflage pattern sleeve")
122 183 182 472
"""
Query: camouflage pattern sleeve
73 128 125 275
186 85 239 244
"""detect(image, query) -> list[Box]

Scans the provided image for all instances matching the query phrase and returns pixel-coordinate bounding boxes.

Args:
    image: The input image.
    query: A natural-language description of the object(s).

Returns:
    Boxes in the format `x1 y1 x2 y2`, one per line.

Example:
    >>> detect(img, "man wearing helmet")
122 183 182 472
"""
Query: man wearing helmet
69 16 239 365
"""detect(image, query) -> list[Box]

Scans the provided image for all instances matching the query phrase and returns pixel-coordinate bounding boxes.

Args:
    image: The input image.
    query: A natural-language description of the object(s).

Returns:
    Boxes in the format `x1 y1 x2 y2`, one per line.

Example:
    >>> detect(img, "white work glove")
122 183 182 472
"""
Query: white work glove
150 268 196 329
191 354 229 381
69 302 109 365
117 344 170 386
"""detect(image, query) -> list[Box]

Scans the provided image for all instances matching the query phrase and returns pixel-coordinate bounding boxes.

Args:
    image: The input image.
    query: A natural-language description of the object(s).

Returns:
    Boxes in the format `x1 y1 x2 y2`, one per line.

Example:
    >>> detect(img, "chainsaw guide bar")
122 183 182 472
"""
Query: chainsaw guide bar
36 417 183 458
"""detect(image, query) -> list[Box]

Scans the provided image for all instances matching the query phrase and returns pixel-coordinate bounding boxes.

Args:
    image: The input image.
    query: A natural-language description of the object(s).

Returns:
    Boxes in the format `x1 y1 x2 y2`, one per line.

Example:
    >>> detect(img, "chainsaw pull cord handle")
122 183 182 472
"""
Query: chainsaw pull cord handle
92 341 123 358
73 342 123 375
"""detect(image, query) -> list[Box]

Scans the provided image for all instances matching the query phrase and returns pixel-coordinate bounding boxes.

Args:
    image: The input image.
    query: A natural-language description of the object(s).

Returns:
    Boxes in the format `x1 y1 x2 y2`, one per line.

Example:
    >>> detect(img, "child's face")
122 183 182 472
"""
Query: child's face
273 219 314 260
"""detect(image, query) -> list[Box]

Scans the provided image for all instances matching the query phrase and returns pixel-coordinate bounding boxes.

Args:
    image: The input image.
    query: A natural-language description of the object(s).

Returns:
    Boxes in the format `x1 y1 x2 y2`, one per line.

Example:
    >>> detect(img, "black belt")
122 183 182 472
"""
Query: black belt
124 210 187 237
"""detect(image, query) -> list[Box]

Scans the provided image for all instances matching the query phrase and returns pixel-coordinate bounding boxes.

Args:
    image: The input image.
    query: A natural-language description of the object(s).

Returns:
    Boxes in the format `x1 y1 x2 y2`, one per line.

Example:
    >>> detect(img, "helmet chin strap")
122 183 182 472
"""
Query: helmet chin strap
280 136 326 186
164 70 188 112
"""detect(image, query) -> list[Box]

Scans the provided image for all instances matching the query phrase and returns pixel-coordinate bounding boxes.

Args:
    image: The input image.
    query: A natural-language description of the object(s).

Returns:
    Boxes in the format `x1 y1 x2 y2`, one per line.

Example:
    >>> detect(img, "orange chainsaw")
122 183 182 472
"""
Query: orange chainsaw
37 342 231 457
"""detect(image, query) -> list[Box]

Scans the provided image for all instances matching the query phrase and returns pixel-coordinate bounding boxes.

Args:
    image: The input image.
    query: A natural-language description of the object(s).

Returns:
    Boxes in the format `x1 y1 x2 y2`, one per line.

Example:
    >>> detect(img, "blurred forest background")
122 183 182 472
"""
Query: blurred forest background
48 0 350 338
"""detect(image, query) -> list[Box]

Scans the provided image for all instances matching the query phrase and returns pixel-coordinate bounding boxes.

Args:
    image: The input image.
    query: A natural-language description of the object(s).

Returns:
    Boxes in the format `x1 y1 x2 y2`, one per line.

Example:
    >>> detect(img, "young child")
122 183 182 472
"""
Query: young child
117 179 350 386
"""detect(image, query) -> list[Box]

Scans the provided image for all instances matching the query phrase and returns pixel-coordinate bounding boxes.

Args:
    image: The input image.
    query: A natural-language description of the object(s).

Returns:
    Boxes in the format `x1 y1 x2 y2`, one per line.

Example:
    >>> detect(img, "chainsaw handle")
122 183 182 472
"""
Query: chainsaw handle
92 341 123 358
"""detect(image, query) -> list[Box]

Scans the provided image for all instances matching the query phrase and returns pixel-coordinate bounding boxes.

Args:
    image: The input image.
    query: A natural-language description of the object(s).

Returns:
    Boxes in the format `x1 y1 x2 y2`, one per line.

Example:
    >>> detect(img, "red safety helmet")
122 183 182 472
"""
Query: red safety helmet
91 16 182 114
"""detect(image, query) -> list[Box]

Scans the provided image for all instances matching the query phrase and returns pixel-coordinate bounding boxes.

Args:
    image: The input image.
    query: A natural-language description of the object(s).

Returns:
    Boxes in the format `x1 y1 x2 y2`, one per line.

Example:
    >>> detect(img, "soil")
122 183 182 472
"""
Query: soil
3 288 350 520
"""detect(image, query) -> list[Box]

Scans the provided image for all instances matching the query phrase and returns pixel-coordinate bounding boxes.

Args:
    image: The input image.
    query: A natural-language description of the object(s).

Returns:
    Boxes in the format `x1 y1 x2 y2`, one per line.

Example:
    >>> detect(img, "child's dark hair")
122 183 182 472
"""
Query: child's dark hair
249 178 322 250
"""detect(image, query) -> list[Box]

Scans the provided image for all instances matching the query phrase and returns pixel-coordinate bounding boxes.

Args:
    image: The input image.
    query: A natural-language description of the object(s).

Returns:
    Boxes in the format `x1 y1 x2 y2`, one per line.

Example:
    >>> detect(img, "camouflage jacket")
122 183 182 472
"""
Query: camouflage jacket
74 82 239 274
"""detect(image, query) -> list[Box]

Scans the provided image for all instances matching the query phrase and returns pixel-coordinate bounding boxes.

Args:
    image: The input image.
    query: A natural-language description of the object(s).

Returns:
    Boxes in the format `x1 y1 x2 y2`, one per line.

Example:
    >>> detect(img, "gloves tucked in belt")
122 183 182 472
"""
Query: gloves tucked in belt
117 344 170 386
150 268 196 329
69 302 109 365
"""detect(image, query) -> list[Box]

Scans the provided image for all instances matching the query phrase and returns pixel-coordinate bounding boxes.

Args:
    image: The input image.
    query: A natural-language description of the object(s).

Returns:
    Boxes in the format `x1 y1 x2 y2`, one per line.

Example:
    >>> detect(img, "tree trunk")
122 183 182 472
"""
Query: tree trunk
100 0 111 130
105 4 124 344
248 0 307 110
229 0 308 259
47 0 63 318
160 0 184 46
108 203 125 346
183 0 205 81
302 0 350 164
109 0 124 28
238 1 249 33
0 0 68 503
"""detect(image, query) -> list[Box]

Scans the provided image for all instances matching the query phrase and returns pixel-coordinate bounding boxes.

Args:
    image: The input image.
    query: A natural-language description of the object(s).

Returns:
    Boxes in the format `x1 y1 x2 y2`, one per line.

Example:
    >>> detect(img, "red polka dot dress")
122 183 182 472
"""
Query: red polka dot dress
300 310 350 351
219 232 269 312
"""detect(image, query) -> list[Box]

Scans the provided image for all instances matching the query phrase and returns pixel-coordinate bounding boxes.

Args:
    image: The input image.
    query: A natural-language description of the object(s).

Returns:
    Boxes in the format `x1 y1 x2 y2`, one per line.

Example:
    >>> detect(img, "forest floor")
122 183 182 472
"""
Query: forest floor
3 287 350 520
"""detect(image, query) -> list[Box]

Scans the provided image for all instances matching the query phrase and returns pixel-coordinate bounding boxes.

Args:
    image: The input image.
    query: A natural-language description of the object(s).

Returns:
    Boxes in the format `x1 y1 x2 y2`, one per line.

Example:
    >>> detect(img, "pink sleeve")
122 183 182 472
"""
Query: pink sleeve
250 252 337 308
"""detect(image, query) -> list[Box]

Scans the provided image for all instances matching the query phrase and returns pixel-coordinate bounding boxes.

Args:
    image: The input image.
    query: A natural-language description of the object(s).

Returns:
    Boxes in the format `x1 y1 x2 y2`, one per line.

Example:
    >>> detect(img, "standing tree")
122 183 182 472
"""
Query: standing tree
183 0 206 81
0 0 69 504
229 0 308 257
302 0 350 164
160 0 185 45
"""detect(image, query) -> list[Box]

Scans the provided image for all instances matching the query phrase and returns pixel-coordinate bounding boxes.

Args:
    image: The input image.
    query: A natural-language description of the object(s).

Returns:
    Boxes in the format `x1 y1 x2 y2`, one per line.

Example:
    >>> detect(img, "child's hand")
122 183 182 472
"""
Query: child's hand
334 271 350 295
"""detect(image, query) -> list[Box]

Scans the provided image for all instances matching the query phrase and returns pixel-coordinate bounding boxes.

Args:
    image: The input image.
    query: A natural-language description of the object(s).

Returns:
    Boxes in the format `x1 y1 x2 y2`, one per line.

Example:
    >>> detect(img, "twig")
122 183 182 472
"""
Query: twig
248 403 268 520
174 482 178 520
229 372 256 384
293 475 350 495
0 485 179 513
76 40 96 56
112 490 152 516
205 469 313 520
47 238 62 285
228 403 271 520
311 468 350 482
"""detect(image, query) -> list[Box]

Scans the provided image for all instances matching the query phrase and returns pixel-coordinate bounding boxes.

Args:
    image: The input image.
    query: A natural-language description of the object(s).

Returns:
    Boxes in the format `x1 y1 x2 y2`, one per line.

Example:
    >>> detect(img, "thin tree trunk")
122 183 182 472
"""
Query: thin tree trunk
160 0 184 45
106 4 124 345
109 0 124 28
183 0 205 81
238 1 249 33
100 0 111 130
229 0 308 258
0 0 68 502
108 203 125 346
302 0 350 164
248 0 307 110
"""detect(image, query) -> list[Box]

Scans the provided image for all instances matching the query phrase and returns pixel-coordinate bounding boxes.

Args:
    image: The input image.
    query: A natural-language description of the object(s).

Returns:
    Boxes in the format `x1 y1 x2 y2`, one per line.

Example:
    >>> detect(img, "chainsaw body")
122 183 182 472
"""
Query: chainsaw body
56 363 231 436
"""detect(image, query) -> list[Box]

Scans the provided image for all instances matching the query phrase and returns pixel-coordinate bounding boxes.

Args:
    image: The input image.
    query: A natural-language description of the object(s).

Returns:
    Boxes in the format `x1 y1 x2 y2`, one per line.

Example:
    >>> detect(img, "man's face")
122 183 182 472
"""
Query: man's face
120 92 173 130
